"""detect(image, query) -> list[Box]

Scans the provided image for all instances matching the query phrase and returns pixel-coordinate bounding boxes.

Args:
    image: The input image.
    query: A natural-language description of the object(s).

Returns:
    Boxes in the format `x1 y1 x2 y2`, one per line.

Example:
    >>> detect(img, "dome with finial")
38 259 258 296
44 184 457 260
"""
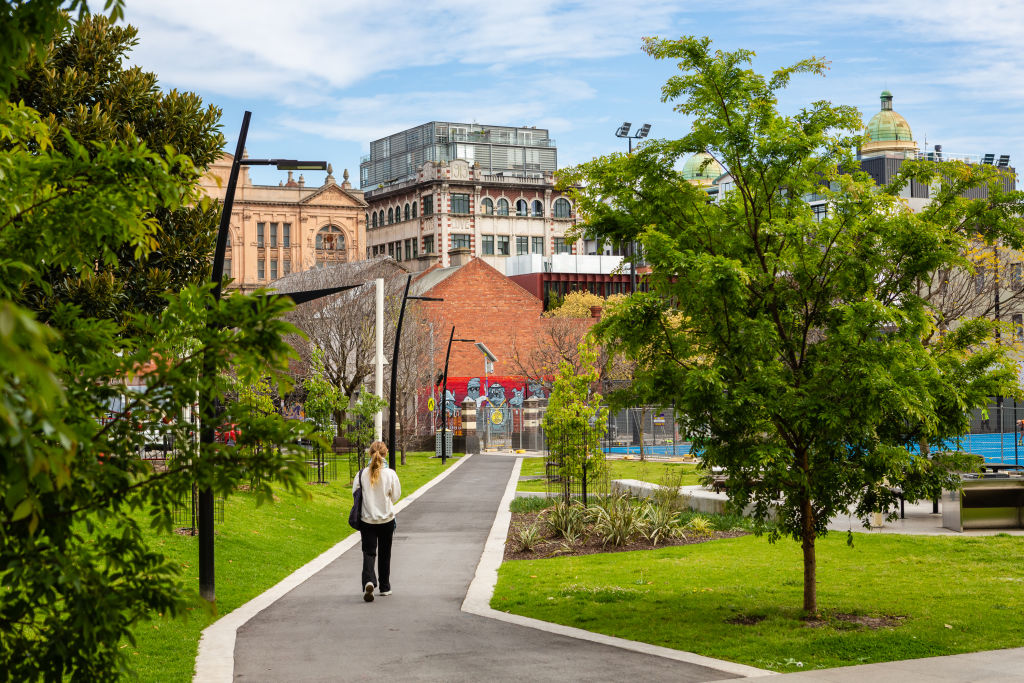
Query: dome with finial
861 90 917 157
866 90 913 142
681 152 724 183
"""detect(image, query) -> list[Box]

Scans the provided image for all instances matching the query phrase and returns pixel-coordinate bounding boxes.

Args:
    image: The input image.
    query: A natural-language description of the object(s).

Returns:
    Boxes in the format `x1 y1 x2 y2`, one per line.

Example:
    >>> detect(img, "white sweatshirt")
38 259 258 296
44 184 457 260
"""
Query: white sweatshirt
353 467 402 524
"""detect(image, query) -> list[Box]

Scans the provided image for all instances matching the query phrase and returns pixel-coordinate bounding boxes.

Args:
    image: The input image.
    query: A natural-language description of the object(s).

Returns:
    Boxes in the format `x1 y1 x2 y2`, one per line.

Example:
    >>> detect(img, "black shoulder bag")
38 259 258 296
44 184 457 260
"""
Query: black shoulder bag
348 468 365 529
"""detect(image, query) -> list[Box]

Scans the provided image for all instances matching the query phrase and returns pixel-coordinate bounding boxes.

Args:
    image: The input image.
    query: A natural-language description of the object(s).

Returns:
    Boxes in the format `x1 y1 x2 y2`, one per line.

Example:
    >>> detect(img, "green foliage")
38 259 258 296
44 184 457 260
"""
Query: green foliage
641 501 684 546
543 501 589 542
0 9 299 679
509 495 556 513
587 494 646 547
302 346 349 436
515 521 544 553
564 35 1024 613
541 338 609 486
9 13 225 323
683 514 714 538
346 391 387 448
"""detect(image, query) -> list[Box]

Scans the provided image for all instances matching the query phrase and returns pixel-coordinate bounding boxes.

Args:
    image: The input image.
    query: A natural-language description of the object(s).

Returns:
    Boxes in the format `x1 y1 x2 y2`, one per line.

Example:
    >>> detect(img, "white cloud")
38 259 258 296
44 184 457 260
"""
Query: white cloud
124 0 685 101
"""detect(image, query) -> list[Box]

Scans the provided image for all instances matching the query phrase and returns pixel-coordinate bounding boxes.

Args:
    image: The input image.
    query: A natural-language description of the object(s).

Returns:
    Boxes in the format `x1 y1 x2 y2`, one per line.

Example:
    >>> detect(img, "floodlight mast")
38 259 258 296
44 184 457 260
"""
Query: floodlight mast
614 121 652 153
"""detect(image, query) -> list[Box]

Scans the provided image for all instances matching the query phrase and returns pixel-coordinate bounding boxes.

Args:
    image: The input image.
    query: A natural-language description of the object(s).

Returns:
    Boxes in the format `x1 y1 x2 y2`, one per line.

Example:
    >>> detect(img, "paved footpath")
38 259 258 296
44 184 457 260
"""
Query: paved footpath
209 453 1024 682
228 455 752 682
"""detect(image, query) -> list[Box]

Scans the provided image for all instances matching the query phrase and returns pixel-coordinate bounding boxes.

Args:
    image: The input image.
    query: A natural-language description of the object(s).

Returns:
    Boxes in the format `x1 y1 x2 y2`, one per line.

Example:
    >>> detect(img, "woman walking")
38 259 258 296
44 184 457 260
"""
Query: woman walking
353 441 401 602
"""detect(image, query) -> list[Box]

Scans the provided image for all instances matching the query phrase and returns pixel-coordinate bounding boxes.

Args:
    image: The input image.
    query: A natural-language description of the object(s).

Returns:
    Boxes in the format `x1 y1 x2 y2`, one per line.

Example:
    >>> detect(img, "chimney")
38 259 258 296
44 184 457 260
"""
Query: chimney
448 247 472 267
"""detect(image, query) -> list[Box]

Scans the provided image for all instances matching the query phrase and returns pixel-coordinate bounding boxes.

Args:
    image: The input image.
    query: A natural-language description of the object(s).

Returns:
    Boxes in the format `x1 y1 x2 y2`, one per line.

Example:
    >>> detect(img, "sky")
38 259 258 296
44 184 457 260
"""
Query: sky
121 0 1024 188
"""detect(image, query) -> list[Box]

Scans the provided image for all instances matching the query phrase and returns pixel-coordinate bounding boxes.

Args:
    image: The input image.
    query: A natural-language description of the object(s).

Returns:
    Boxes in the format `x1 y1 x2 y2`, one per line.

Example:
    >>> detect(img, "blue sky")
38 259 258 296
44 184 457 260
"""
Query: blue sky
122 0 1024 188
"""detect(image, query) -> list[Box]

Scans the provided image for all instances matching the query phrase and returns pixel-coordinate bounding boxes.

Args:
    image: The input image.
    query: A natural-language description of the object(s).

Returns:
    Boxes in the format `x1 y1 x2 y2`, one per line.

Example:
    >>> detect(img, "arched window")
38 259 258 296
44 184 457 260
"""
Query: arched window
553 198 571 218
515 199 528 216
365 212 370 227
378 210 384 226
531 200 544 217
412 202 418 218
481 198 494 215
388 207 394 224
497 198 509 216
316 225 346 251
404 203 410 221
372 212 378 228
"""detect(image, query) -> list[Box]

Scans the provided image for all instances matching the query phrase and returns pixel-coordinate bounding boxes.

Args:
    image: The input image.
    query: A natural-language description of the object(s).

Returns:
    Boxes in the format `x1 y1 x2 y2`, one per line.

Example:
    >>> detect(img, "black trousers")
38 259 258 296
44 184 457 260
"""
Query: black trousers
359 519 396 591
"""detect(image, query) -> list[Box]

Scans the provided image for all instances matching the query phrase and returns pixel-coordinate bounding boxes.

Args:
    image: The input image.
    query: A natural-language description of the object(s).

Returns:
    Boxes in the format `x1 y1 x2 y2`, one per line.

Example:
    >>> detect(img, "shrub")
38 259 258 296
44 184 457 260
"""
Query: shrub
510 496 555 514
642 502 684 546
544 501 588 541
589 494 646 546
684 514 714 538
515 522 544 552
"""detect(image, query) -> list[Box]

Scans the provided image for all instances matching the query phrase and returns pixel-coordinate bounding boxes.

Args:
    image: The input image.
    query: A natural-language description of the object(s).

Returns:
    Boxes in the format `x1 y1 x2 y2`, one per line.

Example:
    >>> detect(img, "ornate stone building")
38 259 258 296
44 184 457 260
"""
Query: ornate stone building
200 154 367 293
362 159 579 272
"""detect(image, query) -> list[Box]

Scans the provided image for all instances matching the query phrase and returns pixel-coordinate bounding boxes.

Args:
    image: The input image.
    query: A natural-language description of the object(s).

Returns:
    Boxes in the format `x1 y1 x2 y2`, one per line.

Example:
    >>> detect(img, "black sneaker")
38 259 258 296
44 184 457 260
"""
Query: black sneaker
363 582 374 602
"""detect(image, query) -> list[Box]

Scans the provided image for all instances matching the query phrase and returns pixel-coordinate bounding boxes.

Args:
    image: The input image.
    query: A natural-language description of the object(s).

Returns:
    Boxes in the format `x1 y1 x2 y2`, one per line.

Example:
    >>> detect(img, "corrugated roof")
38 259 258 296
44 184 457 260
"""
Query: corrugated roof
410 264 462 296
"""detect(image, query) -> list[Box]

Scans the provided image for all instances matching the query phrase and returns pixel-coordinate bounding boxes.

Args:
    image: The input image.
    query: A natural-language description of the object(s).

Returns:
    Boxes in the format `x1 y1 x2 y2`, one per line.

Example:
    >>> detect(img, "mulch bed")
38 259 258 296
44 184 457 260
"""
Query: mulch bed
504 510 747 561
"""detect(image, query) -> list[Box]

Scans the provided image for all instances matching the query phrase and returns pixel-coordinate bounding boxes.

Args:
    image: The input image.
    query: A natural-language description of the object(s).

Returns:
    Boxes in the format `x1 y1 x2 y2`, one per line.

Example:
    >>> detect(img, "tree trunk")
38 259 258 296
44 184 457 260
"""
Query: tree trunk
801 495 817 615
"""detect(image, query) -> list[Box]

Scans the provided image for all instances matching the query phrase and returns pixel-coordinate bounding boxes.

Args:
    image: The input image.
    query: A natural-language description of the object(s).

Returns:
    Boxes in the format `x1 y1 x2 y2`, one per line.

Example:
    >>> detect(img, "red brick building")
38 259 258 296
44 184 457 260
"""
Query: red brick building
411 255 594 411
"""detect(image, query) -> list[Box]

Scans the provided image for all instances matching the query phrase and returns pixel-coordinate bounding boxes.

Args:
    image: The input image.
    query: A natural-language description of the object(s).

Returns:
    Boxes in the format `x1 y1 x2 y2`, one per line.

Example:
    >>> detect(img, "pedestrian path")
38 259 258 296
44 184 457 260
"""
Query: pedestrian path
197 454 1024 682
211 455 757 682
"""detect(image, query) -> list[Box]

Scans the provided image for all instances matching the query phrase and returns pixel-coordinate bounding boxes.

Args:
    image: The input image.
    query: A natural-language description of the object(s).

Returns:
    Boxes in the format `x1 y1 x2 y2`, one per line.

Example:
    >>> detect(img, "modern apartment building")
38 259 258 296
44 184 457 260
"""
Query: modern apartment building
359 122 557 189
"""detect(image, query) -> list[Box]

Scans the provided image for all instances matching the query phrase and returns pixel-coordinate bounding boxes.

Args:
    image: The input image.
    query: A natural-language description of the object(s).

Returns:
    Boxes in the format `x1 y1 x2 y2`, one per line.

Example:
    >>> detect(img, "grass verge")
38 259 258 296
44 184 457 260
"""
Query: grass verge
493 532 1024 672
517 457 701 493
128 452 460 682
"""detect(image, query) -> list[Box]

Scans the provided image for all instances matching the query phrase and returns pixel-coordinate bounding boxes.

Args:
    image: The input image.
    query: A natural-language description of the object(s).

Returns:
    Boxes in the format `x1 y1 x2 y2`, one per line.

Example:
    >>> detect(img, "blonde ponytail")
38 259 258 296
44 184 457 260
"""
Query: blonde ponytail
368 441 388 485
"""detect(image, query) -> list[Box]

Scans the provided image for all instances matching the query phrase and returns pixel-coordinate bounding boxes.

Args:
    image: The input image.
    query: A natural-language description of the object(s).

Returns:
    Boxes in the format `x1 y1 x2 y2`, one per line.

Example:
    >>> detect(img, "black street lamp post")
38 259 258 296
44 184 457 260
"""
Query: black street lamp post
439 328 474 464
387 274 442 469
199 111 345 604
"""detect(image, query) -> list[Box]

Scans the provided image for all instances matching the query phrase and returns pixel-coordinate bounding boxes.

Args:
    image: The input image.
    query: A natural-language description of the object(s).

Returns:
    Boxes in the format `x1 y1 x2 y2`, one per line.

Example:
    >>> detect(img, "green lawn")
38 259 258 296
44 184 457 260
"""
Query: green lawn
517 456 701 492
493 532 1024 673
127 452 461 682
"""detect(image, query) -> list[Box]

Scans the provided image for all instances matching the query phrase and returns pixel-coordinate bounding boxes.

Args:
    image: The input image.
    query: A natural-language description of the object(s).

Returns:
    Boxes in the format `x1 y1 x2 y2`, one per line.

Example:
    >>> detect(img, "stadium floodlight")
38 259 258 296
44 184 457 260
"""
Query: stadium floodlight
637 123 652 139
615 122 632 138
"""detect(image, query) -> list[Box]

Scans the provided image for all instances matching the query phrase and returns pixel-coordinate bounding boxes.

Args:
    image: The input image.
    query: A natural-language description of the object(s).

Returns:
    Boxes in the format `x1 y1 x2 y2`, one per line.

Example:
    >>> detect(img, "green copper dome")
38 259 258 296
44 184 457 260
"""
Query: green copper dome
681 152 724 181
866 91 913 142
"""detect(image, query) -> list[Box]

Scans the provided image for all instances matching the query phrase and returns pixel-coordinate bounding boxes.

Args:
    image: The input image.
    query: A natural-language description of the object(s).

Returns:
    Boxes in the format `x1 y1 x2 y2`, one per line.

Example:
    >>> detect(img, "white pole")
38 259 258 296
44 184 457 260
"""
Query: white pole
375 277 384 441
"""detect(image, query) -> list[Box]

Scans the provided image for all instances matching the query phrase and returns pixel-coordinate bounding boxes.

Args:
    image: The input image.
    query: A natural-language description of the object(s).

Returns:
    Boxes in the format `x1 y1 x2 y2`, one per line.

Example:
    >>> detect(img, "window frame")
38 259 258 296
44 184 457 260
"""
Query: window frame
553 198 572 219
497 235 510 255
480 197 494 215
497 198 509 216
515 199 528 216
531 200 544 218
482 234 495 255
451 193 470 215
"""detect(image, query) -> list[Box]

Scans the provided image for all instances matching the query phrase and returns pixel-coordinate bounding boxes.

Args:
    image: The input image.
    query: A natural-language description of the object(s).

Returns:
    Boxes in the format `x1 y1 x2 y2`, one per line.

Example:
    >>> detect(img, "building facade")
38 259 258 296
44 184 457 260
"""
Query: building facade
200 155 367 293
362 158 580 271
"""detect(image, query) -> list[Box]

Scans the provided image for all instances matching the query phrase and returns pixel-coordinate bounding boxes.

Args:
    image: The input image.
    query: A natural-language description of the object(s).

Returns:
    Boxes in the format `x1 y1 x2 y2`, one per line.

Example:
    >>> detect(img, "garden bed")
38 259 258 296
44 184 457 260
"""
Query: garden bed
504 509 747 561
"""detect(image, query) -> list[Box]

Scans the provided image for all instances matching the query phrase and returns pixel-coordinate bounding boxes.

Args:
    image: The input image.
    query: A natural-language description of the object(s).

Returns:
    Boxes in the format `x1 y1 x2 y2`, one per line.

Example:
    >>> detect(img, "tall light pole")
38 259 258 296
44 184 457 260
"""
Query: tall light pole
439 328 475 464
614 122 651 294
388 274 442 469
199 111 329 604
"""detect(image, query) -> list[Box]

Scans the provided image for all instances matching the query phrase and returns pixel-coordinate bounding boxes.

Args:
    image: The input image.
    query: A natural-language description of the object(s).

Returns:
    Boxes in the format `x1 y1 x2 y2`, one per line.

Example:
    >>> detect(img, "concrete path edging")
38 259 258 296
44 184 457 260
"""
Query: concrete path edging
461 457 775 679
193 453 475 683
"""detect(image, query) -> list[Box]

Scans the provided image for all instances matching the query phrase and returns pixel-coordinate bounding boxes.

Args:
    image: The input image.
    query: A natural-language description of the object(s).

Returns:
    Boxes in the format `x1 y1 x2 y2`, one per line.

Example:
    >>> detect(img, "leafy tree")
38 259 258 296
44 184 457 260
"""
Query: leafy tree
544 290 625 318
303 346 350 437
0 6 307 679
541 338 608 501
562 36 1023 614
9 12 224 323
